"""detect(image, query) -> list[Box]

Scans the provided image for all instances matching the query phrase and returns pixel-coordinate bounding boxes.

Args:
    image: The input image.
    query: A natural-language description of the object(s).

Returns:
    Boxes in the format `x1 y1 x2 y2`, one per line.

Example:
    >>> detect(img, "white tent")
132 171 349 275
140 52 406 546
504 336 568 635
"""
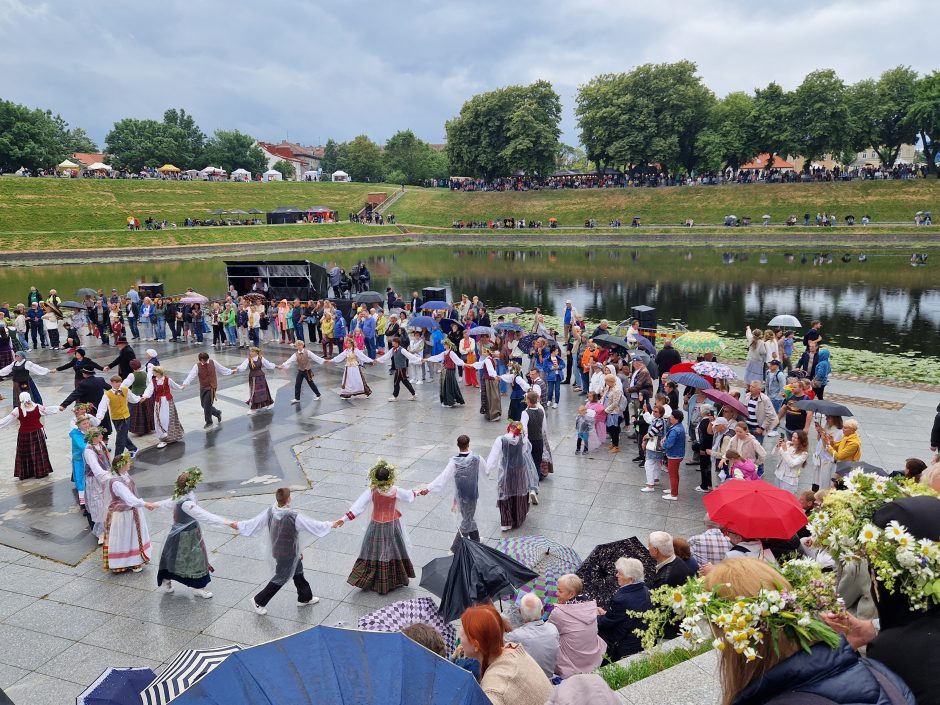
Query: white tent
302 169 320 181
58 159 79 169
331 170 350 182
231 168 251 181
86 162 112 171
262 169 283 182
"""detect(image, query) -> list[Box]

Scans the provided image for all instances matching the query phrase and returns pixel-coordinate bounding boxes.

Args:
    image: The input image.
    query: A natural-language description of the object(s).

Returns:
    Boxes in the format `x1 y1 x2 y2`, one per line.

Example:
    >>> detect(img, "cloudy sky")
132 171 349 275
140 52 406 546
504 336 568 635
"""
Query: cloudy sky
2 0 933 149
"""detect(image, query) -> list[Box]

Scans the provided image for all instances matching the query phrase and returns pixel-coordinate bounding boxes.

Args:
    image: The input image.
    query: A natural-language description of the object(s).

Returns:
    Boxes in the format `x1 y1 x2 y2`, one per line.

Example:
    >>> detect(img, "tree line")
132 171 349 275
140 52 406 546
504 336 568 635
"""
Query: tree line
319 131 449 184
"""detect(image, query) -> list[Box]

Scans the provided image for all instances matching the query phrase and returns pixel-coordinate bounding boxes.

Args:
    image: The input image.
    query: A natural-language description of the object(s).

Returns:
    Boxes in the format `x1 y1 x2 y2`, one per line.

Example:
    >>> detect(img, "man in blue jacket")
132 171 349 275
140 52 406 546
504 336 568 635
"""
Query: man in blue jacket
662 410 686 501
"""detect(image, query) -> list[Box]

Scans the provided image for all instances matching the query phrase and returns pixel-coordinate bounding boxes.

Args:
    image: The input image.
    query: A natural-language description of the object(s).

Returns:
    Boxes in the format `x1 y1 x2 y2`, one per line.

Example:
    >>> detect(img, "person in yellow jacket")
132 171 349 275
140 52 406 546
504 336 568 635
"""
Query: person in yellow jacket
825 417 861 462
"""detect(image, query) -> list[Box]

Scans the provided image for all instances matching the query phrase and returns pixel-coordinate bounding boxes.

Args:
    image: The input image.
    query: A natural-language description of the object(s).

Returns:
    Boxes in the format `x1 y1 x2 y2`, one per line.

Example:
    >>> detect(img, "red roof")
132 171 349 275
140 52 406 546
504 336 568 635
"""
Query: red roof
71 152 108 166
428 143 446 152
256 141 302 163
740 153 793 170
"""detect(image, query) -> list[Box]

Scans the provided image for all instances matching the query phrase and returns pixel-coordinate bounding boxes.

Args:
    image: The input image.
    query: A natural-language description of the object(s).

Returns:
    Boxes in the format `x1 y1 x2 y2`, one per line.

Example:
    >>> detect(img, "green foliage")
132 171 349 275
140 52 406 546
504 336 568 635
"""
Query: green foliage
106 107 206 171
162 108 206 169
788 69 852 168
63 127 99 154
848 67 919 167
697 92 756 172
747 82 794 164
0 100 70 171
909 71 940 176
556 143 589 171
271 159 296 180
446 80 561 179
203 129 266 175
384 129 447 184
596 644 712 690
385 169 407 185
320 138 345 175
343 134 384 182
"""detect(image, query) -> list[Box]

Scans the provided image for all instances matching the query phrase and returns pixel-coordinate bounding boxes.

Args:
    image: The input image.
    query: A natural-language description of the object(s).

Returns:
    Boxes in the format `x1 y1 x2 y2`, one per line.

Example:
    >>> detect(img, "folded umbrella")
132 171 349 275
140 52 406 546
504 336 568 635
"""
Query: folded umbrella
495 306 523 315
407 315 438 329
358 597 457 653
669 371 712 389
77 667 156 705
702 388 748 417
794 399 853 417
703 479 807 539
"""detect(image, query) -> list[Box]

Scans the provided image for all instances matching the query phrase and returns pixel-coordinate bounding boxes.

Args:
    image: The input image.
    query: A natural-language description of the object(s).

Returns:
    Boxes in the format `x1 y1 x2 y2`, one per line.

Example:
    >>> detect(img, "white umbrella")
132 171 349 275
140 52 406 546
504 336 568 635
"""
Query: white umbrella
768 314 802 328
85 162 112 171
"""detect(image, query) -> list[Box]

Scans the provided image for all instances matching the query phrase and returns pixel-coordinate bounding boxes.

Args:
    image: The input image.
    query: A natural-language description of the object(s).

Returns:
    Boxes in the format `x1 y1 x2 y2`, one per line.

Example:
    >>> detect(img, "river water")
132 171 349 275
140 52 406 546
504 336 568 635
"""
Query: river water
1 246 937 357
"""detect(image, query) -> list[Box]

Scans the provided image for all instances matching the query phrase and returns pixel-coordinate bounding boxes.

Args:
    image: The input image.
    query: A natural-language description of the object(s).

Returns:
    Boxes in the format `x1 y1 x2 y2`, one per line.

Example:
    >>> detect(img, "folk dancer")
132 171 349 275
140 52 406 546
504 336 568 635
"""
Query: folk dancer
425 339 466 407
55 348 103 389
234 347 275 412
233 487 334 615
83 427 111 543
521 390 551 484
419 434 489 551
0 392 60 479
335 460 417 595
327 335 374 399
102 451 156 573
486 421 540 531
60 360 112 440
278 340 325 403
1 350 52 405
95 375 141 457
140 366 184 448
127 359 154 435
69 412 95 509
155 467 231 599
374 336 423 401
182 352 233 428
470 347 502 421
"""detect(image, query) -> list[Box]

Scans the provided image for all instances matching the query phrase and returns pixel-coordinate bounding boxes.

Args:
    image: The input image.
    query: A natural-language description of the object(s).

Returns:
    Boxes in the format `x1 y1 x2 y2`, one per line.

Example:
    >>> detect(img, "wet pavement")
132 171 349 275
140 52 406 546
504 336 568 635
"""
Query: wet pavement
0 337 935 704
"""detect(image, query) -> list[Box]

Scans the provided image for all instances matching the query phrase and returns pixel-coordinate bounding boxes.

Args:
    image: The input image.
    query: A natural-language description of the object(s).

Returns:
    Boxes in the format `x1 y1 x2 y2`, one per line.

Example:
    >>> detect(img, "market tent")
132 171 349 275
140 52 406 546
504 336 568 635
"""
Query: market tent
57 159 79 170
266 205 303 224
331 169 350 182
231 168 251 181
302 169 320 181
183 169 199 178
157 164 180 172
262 169 282 182
85 162 112 171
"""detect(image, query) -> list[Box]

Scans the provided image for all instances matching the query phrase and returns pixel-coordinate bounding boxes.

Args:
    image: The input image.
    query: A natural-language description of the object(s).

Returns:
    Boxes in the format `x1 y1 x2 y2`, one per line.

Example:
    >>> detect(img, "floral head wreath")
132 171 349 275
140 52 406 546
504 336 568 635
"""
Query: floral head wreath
809 469 940 611
635 558 841 660
173 467 203 499
368 459 396 491
74 402 95 415
111 451 131 473
84 427 104 443
506 421 523 437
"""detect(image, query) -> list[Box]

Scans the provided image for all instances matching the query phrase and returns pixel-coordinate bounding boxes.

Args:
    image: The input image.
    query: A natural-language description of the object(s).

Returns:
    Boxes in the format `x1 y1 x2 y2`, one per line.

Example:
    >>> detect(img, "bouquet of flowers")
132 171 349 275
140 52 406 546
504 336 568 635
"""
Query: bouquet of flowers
809 469 940 611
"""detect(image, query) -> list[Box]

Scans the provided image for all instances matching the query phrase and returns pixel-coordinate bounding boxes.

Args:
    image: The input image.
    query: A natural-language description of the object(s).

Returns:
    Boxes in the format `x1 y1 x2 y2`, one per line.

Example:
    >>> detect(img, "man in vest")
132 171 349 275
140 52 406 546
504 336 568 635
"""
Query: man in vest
375 336 423 401
96 374 142 457
181 352 233 429
231 487 337 615
419 434 490 551
278 340 326 403
520 390 548 490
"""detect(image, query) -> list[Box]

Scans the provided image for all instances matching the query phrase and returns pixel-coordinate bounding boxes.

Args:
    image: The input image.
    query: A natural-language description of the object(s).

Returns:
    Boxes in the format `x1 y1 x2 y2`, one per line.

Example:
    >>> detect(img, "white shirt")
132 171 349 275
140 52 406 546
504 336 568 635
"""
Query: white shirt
345 486 415 520
140 376 184 400
0 404 59 429
279 350 326 369
109 475 144 508
426 454 490 494
375 346 423 365
425 351 464 367
182 360 235 386
0 360 49 377
236 356 276 372
520 408 548 439
238 504 332 538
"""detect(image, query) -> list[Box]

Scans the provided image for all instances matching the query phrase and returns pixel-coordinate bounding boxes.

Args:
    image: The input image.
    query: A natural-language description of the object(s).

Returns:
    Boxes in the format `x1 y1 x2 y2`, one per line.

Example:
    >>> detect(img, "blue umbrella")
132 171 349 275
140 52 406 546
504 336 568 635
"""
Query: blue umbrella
669 371 713 390
635 333 656 354
408 315 437 329
495 322 524 332
77 667 156 705
467 326 495 337
421 300 451 311
439 318 462 332
172 626 489 705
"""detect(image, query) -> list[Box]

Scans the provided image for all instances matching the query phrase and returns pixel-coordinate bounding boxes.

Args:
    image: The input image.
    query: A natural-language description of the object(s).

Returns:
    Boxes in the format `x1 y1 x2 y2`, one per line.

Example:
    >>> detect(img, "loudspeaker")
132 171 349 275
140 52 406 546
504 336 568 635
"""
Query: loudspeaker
422 287 446 303
632 305 656 331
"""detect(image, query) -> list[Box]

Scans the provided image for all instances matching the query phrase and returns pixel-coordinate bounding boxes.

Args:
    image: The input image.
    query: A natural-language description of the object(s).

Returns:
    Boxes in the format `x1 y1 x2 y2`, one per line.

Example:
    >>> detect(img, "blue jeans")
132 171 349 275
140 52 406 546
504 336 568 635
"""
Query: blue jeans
127 317 139 338
579 369 590 393
365 336 376 359
294 324 304 342
546 379 560 404
16 332 28 350
154 315 165 340
226 325 237 344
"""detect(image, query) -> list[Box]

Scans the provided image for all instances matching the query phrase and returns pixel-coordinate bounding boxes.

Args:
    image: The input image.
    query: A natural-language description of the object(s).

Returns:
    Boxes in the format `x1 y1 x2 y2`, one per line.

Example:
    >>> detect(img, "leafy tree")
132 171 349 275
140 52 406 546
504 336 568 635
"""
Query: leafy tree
320 138 346 174
344 134 384 182
162 108 205 168
106 118 174 171
847 67 919 168
556 144 589 171
385 169 408 185
63 127 98 154
271 159 296 180
697 92 755 172
747 82 794 167
424 148 450 181
385 129 432 184
908 70 940 177
203 129 266 175
0 100 68 172
788 69 852 170
446 80 561 179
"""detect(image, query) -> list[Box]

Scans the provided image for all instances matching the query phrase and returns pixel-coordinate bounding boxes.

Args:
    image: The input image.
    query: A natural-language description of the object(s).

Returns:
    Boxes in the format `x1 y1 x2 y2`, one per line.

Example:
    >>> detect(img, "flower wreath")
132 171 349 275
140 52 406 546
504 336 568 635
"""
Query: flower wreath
506 421 524 437
808 469 940 611
634 558 841 659
368 459 396 491
83 427 104 443
173 467 203 499
74 402 96 415
111 451 131 473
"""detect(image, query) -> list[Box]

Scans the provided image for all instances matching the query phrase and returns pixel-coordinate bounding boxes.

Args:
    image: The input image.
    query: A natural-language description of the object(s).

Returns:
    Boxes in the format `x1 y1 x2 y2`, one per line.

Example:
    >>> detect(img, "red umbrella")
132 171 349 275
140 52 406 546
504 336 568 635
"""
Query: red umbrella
703 479 807 539
702 388 747 416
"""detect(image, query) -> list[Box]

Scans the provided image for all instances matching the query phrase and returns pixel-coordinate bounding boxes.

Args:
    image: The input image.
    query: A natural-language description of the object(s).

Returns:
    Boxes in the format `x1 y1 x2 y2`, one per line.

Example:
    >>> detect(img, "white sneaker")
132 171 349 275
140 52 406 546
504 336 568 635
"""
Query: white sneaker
552 402 558 409
164 581 175 593
196 589 213 599
97 535 104 545
640 486 655 492
695 486 709 493
291 399 300 404
131 565 144 572
298 597 320 606
766 430 779 437
662 495 678 501
313 395 321 400
388 396 398 402
529 491 539 505
156 441 167 449
408 395 416 401
500 525 512 531
252 600 268 615
663 488 672 493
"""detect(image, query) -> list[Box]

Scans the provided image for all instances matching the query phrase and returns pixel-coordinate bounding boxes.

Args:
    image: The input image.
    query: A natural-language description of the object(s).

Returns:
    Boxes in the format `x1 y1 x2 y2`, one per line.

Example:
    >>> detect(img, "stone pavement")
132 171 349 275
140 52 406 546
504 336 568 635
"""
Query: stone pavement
0 338 935 704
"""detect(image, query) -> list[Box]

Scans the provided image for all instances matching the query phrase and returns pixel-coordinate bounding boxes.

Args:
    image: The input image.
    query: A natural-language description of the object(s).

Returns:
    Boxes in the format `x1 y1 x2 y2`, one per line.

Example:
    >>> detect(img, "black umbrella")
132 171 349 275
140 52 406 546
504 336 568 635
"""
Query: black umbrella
354 291 385 305
423 537 539 622
77 287 97 297
61 300 85 310
592 334 629 351
794 399 853 417
439 318 462 332
575 537 656 610
835 461 887 476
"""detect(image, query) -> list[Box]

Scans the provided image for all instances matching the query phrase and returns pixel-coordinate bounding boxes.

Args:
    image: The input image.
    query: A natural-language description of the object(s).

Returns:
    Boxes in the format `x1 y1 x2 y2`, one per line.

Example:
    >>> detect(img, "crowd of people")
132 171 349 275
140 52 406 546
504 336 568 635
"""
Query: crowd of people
1 278 939 705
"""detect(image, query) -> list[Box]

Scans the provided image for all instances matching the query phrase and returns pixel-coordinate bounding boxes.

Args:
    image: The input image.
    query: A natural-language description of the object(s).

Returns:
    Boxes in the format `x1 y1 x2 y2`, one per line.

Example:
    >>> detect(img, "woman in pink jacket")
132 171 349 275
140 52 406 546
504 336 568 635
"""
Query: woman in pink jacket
548 573 606 678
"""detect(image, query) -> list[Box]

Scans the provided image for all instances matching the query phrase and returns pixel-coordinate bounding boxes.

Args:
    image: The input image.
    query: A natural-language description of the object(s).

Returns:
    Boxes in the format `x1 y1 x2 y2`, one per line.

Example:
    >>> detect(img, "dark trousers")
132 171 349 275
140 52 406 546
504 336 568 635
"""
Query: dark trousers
128 318 140 338
294 371 320 399
213 324 225 345
815 385 826 400
254 560 312 607
200 388 222 424
249 328 260 347
47 328 60 348
307 322 319 342
699 453 712 490
608 424 621 448
29 322 46 348
530 438 544 476
294 324 304 343
113 417 137 455
392 369 415 397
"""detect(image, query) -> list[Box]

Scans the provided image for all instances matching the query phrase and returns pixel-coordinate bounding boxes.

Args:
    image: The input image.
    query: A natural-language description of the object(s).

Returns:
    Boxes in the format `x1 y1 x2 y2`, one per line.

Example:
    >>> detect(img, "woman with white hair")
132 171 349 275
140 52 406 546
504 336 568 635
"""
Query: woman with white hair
596 557 653 659
0 392 60 479
548 573 606 677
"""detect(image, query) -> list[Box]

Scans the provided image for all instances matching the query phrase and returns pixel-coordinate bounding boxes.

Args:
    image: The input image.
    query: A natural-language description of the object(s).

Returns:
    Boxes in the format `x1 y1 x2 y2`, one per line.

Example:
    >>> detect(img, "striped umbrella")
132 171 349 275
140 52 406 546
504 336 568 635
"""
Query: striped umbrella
495 535 582 610
140 645 241 705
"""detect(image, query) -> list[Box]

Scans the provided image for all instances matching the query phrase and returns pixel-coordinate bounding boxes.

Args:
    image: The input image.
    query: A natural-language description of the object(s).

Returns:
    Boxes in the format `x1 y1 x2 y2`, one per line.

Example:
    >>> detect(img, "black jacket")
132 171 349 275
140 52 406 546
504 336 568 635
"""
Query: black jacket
732 640 913 705
57 357 103 382
649 557 693 590
106 346 137 378
61 376 109 409
655 346 682 374
597 582 652 660
931 402 940 450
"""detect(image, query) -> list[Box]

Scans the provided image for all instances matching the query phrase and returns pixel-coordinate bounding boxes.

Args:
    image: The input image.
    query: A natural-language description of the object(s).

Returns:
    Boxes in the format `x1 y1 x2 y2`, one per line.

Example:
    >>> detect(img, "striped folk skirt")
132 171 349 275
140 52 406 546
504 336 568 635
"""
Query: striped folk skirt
347 519 414 595
103 508 151 572
14 428 53 480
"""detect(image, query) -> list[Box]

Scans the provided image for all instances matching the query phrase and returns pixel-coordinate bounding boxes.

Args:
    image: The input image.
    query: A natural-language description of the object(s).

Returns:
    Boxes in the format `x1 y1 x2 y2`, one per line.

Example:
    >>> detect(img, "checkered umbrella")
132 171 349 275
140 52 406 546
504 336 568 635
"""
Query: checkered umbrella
494 536 582 610
358 597 457 653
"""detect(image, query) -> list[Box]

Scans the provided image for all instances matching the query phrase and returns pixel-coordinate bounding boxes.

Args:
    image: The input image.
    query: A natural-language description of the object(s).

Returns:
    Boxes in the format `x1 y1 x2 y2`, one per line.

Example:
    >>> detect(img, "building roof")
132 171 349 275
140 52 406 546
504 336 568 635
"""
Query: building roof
256 141 303 164
71 152 109 166
740 153 794 170
428 143 447 152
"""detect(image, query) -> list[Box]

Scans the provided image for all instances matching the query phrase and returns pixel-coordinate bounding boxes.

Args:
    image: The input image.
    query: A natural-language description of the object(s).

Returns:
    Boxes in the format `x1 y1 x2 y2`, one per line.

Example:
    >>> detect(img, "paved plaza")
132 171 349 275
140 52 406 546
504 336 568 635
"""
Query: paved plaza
0 339 935 704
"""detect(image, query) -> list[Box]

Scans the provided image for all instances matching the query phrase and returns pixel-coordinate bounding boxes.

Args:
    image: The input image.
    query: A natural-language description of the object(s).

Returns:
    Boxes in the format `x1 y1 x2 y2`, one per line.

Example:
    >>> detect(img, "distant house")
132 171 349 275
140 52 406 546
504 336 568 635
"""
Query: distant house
254 141 305 181
739 153 794 171
71 152 110 168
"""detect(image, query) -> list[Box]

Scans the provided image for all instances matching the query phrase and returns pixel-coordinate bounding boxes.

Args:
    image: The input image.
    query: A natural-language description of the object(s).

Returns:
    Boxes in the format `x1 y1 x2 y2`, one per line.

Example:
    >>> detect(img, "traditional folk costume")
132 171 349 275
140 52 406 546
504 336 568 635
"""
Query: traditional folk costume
470 353 502 421
280 346 326 402
68 416 93 506
1 352 48 405
156 469 229 597
0 393 60 479
236 350 276 410
426 346 466 407
237 503 332 609
425 451 489 551
182 357 234 426
102 453 152 573
344 462 416 594
375 343 423 400
486 424 541 531
330 345 374 398
505 369 539 422
521 403 553 479
140 370 184 447
0 323 15 370
96 383 142 458
83 429 111 540
128 364 154 435
459 338 478 387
